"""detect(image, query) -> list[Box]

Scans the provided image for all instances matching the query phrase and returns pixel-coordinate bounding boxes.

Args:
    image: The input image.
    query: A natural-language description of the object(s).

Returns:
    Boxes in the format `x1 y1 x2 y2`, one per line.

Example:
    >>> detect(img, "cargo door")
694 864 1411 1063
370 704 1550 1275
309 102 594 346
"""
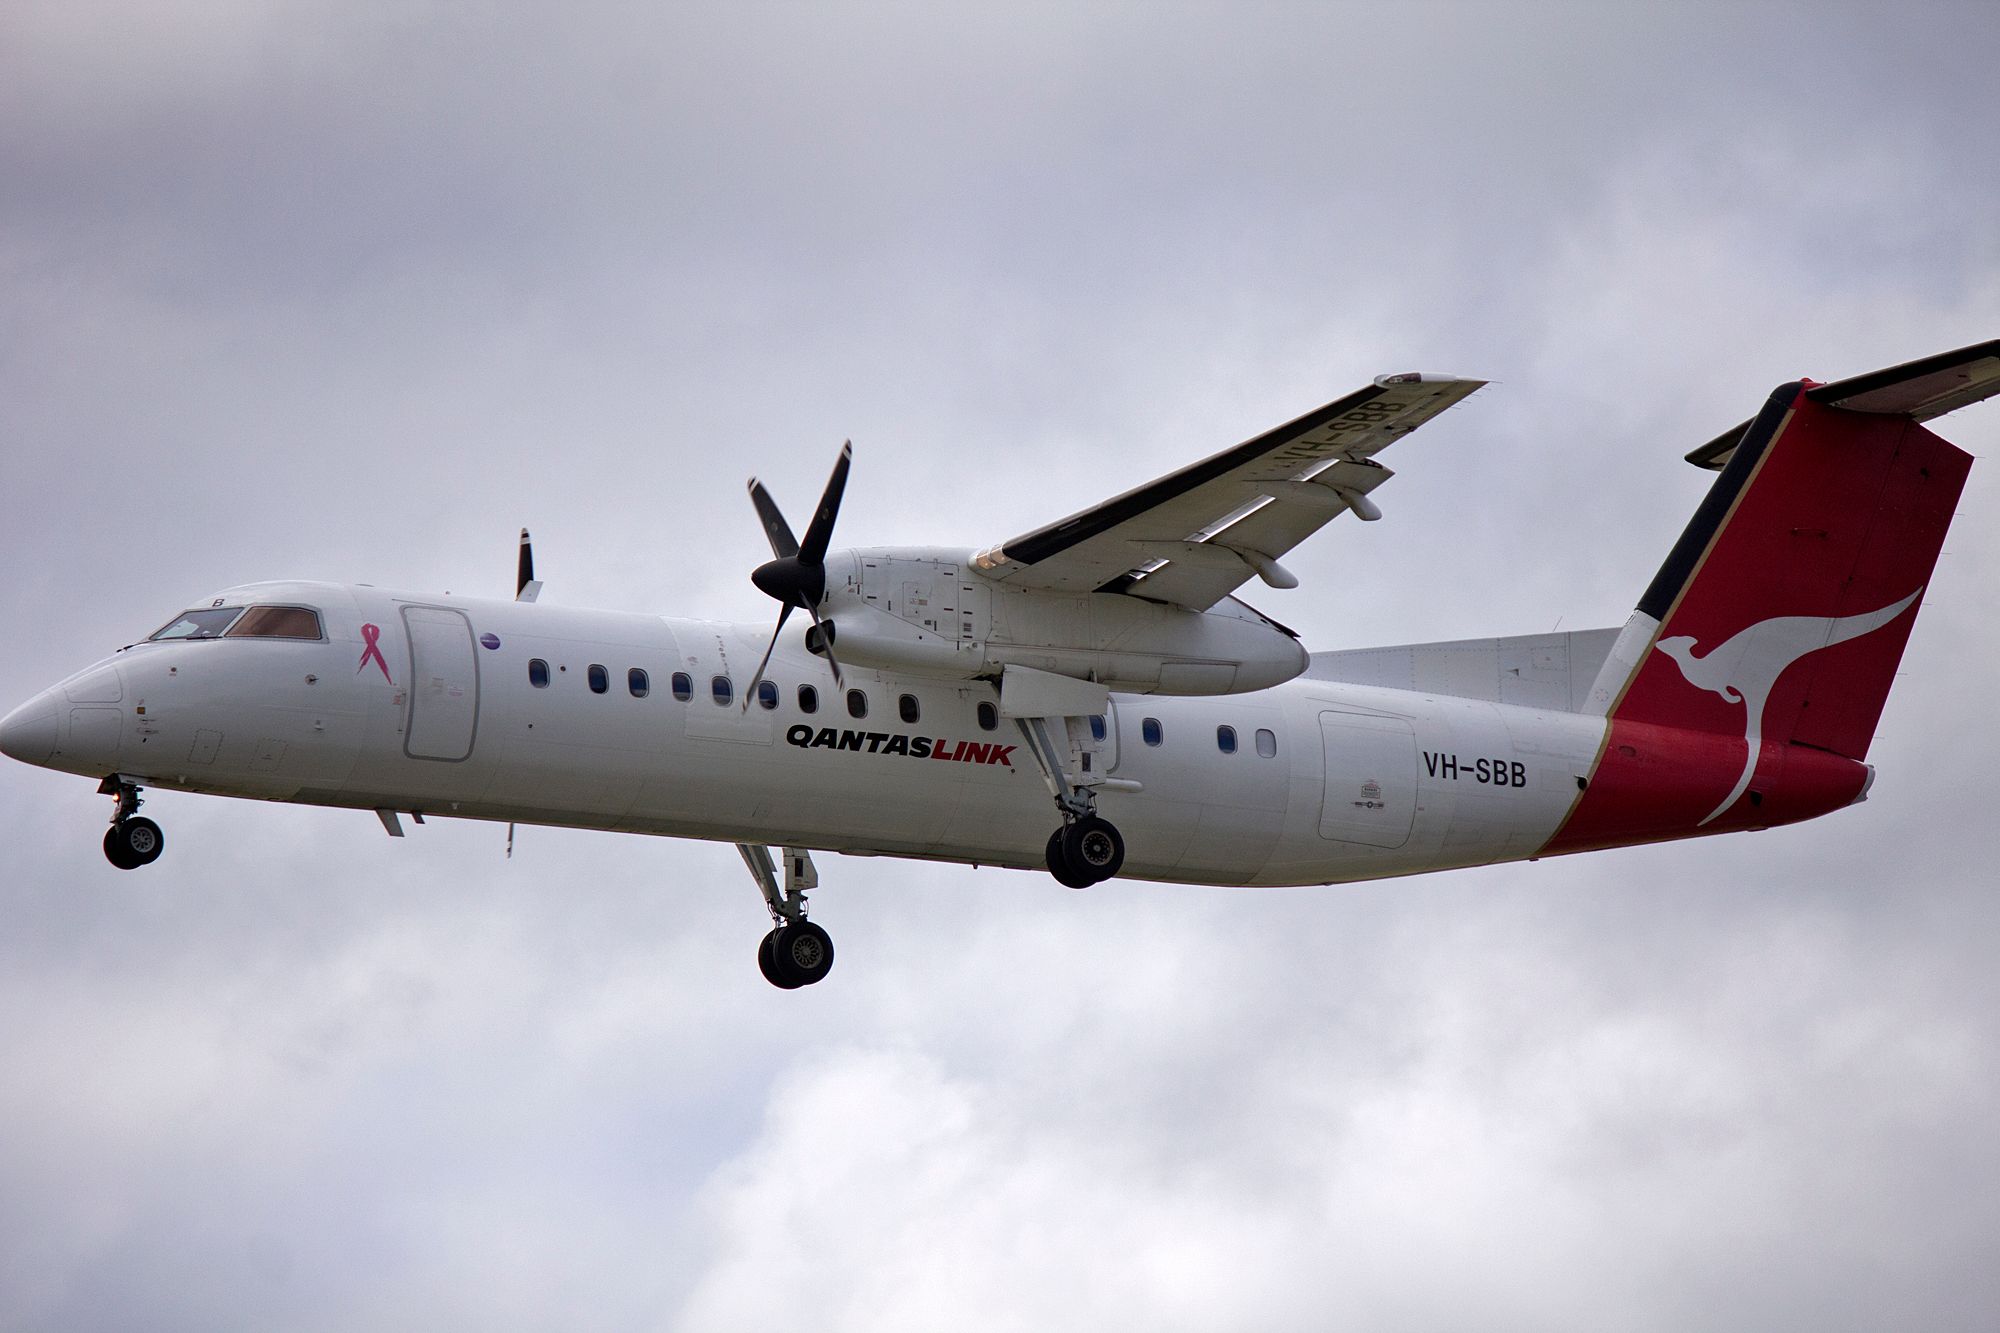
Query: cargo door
1318 710 1416 847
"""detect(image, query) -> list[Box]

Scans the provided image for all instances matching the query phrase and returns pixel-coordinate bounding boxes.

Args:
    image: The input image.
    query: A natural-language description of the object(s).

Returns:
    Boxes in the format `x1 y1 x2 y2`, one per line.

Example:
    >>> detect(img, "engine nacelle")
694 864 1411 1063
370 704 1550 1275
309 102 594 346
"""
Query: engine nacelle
819 548 1307 696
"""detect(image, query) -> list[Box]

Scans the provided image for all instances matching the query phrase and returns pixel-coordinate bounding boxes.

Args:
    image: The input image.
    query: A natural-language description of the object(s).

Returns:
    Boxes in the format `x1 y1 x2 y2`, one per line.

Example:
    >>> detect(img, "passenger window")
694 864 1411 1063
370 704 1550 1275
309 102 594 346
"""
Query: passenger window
798 684 819 714
712 675 733 706
976 701 998 732
529 658 550 688
588 664 609 694
757 680 779 710
847 689 868 719
226 606 323 639
1256 728 1278 758
1142 717 1163 747
628 668 650 698
671 672 693 701
899 693 920 724
1089 715 1107 742
1217 724 1237 754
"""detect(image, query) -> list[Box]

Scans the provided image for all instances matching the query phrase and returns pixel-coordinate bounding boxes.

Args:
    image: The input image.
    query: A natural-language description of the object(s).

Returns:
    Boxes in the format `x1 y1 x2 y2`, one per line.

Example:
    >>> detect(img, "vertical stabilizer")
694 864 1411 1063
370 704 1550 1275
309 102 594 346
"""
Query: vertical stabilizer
1548 357 1978 854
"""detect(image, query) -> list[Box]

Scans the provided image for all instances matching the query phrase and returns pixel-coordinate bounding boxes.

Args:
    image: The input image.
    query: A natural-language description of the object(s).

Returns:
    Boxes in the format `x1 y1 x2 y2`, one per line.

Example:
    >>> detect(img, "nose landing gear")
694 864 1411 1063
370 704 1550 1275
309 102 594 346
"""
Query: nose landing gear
98 777 165 870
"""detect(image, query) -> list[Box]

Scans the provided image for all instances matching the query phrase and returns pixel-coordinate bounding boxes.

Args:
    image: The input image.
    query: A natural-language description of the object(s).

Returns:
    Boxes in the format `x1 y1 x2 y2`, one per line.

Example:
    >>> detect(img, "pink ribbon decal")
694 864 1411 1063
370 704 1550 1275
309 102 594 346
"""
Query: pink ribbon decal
358 622 393 681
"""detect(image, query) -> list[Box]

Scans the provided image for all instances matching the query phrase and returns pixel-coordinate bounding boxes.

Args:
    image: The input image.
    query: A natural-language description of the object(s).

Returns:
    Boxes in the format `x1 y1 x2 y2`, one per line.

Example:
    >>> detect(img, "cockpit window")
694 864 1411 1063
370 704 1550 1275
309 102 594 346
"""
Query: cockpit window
150 607 244 640
225 606 324 640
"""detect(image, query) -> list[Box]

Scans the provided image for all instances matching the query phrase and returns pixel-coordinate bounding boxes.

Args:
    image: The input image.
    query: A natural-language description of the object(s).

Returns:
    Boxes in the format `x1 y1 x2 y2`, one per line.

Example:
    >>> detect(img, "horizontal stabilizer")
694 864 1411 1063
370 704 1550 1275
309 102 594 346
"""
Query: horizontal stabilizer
1687 339 2000 469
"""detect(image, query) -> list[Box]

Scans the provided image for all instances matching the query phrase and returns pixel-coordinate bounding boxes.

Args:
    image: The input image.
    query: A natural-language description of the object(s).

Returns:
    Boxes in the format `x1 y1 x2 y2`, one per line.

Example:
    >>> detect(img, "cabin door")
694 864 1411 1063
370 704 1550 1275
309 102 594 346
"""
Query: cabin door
402 606 479 761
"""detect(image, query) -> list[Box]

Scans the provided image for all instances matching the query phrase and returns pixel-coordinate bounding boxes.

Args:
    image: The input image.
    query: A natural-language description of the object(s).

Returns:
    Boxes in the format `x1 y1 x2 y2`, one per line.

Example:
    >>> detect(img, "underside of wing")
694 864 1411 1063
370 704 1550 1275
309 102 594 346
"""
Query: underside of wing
973 373 1485 610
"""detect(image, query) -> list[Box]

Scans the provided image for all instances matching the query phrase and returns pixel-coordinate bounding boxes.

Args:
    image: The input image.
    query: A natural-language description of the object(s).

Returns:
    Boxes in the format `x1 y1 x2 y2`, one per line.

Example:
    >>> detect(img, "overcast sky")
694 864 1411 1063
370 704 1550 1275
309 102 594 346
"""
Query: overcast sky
3 3 1998 1329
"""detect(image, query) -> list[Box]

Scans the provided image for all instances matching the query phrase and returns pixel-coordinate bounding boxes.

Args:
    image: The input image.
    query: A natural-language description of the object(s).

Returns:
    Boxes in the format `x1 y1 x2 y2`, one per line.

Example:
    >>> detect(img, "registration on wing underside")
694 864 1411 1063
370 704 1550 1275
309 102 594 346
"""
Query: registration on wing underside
970 374 1485 610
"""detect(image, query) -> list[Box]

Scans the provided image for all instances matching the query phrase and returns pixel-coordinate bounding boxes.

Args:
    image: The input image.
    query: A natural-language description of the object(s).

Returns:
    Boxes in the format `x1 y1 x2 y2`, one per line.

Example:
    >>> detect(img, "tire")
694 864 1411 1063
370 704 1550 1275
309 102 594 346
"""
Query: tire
758 929 805 989
119 817 165 866
776 920 835 986
1046 827 1095 890
1062 816 1124 883
102 824 141 870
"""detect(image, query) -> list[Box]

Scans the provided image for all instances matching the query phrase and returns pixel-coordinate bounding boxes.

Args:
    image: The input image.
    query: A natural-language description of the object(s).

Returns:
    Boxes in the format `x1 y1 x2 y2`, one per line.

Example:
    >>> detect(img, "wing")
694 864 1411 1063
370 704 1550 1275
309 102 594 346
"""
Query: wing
971 373 1485 610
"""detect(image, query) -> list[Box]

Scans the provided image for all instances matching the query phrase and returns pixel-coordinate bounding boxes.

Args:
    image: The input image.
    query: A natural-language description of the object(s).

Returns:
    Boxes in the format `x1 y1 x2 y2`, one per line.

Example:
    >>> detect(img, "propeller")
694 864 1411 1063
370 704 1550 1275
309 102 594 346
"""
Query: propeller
516 528 542 602
510 526 543 857
743 442 851 707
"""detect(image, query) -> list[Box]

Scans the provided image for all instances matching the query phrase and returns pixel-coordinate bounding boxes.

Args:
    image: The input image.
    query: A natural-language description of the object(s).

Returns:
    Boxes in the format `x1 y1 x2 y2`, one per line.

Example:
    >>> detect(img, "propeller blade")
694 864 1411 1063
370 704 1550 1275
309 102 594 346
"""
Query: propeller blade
516 528 543 602
797 441 852 565
747 479 800 560
745 443 850 696
804 605 846 689
741 602 794 712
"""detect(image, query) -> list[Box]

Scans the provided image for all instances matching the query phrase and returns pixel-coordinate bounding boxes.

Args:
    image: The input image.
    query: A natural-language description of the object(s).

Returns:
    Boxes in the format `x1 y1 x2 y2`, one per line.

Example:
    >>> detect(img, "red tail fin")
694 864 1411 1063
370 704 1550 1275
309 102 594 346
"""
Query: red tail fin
1617 385 1968 756
1547 368 1975 854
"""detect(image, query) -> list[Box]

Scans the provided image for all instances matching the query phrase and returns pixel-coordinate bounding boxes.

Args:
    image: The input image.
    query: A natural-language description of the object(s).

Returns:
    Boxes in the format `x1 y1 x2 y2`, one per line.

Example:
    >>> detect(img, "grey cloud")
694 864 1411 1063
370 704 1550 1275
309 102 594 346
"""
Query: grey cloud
2 3 1998 1329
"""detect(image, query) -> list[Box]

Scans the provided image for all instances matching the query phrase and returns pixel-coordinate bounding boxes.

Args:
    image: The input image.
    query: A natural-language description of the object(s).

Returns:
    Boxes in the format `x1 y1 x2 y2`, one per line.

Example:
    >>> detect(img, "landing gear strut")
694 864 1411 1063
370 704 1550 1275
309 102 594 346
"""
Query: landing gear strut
1015 715 1129 889
98 776 164 871
738 843 834 989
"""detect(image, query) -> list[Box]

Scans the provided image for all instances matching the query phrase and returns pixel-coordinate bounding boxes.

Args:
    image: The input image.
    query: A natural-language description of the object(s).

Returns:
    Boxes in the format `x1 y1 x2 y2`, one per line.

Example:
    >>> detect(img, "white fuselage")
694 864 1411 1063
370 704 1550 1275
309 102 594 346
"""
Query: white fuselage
18 580 1607 887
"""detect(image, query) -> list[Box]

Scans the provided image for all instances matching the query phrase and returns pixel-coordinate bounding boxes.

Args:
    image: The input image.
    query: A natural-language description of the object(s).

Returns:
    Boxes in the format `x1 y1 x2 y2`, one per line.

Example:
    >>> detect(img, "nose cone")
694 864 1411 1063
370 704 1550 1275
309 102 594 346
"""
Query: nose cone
0 692 60 767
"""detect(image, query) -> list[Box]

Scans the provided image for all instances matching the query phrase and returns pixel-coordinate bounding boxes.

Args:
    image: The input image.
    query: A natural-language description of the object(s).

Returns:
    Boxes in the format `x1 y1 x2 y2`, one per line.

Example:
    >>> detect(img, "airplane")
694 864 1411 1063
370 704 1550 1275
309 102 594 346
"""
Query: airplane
3 342 1994 989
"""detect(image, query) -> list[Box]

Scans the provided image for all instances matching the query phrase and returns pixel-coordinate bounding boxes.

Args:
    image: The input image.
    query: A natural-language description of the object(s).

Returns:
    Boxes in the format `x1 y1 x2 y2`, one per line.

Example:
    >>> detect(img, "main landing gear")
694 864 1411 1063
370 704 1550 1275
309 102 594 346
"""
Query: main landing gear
739 843 834 989
98 776 165 870
1014 715 1128 889
1045 815 1125 889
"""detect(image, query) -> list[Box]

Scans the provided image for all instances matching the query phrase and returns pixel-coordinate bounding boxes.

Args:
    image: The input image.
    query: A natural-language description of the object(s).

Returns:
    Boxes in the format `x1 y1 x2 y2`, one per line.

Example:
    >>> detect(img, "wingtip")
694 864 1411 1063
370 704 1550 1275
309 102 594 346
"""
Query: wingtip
1372 372 1487 389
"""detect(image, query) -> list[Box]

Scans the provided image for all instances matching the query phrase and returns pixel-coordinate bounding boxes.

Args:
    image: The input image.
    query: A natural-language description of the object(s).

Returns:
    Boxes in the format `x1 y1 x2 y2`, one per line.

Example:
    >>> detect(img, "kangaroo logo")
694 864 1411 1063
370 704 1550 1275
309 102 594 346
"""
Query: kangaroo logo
1654 590 1919 825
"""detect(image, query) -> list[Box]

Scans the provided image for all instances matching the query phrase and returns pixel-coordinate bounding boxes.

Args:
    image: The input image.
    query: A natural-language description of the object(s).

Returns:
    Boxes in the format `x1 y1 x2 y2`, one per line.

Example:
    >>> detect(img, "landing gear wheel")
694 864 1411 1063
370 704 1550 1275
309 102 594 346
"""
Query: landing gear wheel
103 817 164 870
103 826 139 870
1045 828 1096 890
758 920 835 989
758 930 804 989
1061 815 1124 883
